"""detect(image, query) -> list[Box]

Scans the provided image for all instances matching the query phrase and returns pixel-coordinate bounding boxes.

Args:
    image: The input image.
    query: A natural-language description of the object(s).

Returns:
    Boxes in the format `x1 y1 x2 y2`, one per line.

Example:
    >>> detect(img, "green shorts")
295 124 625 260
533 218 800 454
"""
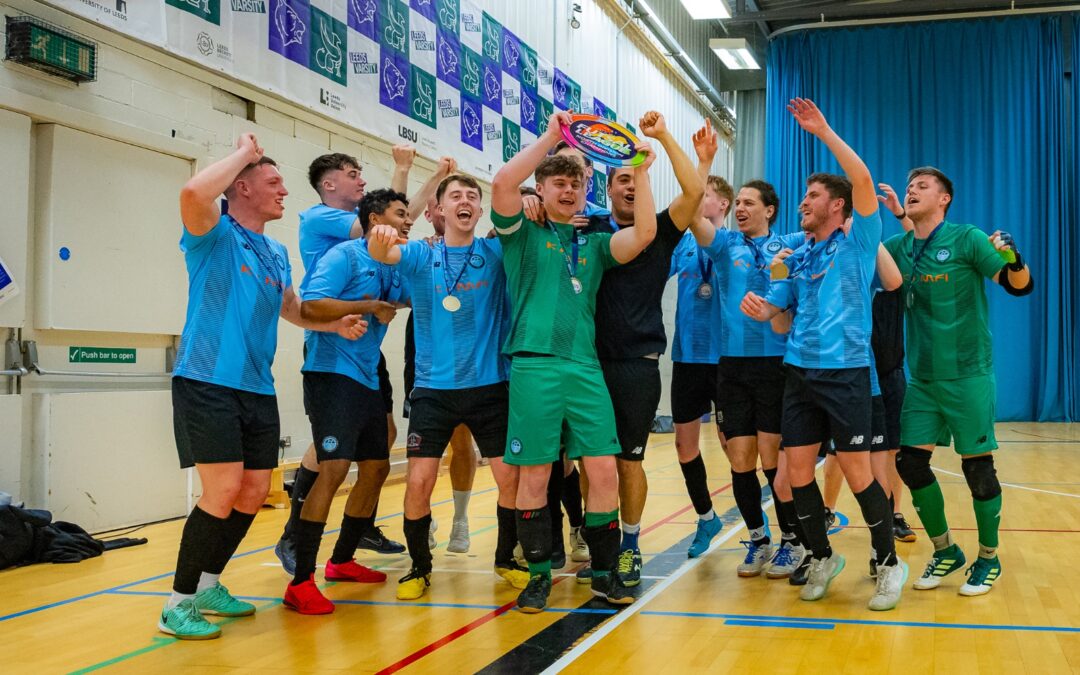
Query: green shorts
504 356 621 465
900 373 997 455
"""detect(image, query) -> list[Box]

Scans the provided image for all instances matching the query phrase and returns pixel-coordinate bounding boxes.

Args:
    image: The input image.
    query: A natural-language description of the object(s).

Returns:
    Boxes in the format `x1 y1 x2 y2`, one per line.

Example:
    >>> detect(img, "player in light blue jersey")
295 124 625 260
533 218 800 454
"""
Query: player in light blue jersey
284 189 415 615
741 99 905 611
277 149 457 570
690 176 808 579
667 158 733 561
163 134 366 640
370 174 532 600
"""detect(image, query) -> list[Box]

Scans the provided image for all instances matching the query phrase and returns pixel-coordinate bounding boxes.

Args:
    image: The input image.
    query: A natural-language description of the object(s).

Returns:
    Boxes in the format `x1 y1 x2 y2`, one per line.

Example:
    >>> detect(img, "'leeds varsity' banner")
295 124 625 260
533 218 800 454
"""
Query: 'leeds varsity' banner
46 0 614 194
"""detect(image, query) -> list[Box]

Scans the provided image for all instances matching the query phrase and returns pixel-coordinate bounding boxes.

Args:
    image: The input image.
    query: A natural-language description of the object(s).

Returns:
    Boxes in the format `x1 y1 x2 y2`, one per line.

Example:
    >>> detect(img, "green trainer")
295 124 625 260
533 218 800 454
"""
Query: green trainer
158 598 222 640
959 556 1001 597
194 582 256 617
912 544 967 590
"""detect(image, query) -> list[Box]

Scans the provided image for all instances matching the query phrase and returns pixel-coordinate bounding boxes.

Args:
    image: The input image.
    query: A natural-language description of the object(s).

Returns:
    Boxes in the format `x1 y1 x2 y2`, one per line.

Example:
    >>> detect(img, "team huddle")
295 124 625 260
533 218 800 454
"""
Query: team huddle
159 99 1033 639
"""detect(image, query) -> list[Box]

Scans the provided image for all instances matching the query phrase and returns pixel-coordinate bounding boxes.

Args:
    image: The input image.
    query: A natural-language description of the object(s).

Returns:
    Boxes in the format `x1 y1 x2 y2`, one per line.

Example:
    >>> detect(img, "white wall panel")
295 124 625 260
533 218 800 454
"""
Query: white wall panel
0 395 22 498
33 125 191 335
31 390 185 531
0 109 31 328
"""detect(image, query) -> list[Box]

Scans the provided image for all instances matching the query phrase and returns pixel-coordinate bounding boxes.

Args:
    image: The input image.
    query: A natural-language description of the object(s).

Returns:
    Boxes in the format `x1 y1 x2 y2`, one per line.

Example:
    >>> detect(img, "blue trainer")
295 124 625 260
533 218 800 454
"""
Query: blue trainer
687 516 722 558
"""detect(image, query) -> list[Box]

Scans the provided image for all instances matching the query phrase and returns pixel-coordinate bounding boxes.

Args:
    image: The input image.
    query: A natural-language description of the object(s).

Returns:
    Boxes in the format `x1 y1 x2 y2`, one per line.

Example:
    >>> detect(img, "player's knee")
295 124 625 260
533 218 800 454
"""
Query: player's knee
896 445 935 490
961 455 1001 501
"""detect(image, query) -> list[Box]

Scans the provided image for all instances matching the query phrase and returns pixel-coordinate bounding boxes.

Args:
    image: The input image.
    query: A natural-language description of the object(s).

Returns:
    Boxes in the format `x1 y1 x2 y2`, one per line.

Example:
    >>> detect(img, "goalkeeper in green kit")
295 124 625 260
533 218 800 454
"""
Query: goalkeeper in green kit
881 167 1032 596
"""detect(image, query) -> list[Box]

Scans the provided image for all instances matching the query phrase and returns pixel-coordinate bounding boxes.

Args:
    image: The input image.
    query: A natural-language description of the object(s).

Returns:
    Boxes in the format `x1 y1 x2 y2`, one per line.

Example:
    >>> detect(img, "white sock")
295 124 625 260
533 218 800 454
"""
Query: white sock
452 490 471 522
621 521 641 535
196 572 221 593
700 509 716 521
166 591 194 610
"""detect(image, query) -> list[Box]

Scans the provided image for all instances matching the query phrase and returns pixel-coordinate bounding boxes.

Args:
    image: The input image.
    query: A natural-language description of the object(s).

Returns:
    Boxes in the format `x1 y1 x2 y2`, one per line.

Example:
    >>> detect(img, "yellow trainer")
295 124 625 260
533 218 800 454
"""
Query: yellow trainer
396 570 430 600
495 563 531 590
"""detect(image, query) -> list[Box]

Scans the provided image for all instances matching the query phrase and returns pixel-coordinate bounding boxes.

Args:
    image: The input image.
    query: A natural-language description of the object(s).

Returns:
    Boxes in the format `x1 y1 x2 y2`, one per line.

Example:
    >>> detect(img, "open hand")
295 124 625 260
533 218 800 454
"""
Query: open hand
692 118 718 164
787 98 830 136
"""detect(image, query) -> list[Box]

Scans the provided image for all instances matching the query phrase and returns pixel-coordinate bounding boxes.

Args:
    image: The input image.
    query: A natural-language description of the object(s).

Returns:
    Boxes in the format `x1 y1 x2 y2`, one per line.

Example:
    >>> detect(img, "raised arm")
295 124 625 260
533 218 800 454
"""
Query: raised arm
492 111 573 217
788 98 876 217
989 231 1033 295
610 143 657 263
408 156 457 222
180 133 263 235
688 119 720 246
367 224 408 265
390 144 415 194
639 111 704 230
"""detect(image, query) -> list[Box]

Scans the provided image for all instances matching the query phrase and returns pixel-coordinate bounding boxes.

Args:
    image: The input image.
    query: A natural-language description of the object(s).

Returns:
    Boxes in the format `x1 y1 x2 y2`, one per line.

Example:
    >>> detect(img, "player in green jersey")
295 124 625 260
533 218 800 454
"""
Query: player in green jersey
491 110 658 613
882 166 1032 596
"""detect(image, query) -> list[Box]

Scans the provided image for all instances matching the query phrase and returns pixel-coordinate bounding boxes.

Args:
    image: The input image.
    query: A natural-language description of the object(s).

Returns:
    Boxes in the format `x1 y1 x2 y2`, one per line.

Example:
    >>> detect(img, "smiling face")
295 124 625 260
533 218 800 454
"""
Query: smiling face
321 163 366 207
372 199 412 236
438 178 483 237
733 186 772 237
233 162 289 222
607 167 635 222
536 174 585 223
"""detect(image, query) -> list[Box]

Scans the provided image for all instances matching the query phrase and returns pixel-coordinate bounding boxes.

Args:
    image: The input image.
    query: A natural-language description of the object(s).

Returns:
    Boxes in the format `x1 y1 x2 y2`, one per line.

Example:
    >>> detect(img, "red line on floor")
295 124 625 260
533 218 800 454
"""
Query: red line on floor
374 481 734 674
841 525 1080 534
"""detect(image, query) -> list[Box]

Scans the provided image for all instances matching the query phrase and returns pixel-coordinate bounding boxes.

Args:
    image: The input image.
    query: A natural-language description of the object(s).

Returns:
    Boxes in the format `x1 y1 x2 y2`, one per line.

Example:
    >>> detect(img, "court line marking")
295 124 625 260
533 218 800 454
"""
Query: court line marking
934 467 1080 499
375 478 739 675
0 488 497 624
639 610 1080 634
724 618 834 630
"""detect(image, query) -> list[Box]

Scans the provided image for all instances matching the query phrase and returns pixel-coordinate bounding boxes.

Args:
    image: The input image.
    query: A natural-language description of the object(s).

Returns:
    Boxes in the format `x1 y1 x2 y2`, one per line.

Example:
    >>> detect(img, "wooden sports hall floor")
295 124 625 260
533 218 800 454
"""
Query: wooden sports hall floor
3 423 1080 674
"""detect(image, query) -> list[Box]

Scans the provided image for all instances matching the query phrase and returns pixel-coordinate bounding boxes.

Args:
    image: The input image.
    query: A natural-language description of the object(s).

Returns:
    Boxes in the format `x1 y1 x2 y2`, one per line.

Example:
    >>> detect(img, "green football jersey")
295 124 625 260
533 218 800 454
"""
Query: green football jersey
883 221 1005 380
493 209 619 365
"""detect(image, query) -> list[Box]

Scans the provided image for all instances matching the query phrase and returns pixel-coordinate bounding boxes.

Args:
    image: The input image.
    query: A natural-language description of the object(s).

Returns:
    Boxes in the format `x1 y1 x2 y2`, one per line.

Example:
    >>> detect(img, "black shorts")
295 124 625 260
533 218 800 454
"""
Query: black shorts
601 357 661 462
172 376 279 470
406 383 509 459
378 352 394 414
871 395 888 452
782 366 872 452
671 362 719 424
716 356 785 438
879 366 906 450
403 316 415 418
304 371 389 463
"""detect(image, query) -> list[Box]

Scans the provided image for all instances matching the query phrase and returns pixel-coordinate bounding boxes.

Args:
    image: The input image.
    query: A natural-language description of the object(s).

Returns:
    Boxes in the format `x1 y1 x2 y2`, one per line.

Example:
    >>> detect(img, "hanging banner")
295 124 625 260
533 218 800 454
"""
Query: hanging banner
44 0 627 180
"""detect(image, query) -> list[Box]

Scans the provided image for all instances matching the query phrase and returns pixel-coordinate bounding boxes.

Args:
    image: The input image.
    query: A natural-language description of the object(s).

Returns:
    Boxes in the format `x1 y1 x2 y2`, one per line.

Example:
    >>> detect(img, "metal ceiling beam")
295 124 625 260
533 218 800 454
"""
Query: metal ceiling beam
726 0 1062 23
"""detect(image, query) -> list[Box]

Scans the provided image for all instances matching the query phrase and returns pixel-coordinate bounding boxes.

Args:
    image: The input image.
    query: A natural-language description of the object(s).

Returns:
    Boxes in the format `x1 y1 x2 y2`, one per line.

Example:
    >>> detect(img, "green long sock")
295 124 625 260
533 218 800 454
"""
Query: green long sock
972 494 1002 559
910 480 951 548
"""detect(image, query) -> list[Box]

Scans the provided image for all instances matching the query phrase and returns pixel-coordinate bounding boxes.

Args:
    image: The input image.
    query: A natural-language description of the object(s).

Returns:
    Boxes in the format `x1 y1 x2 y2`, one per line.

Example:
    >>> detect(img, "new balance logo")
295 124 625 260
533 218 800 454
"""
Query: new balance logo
872 435 884 445
849 435 864 445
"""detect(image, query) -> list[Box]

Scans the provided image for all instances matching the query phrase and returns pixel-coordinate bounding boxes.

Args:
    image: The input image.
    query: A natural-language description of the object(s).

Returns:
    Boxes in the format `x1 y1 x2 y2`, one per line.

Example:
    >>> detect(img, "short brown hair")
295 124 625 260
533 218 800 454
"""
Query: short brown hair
708 175 734 214
552 140 592 167
436 174 483 202
535 155 584 184
307 153 359 192
806 172 853 219
907 166 954 214
226 156 277 197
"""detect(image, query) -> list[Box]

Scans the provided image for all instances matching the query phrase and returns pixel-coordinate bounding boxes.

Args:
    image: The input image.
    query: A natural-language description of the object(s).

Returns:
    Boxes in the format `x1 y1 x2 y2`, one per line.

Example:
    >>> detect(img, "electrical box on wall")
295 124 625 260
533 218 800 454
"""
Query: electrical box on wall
5 15 96 83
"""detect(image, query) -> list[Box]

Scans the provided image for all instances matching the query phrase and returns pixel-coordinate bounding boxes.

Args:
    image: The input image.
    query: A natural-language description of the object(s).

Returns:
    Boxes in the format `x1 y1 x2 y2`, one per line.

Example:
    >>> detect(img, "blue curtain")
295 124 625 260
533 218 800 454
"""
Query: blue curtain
764 15 1072 421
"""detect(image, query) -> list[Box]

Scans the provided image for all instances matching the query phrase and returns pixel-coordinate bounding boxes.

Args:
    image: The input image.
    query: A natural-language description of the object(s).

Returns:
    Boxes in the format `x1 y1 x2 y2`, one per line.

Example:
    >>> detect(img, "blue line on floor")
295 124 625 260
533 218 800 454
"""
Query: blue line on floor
639 610 1080 634
724 619 834 630
0 488 496 624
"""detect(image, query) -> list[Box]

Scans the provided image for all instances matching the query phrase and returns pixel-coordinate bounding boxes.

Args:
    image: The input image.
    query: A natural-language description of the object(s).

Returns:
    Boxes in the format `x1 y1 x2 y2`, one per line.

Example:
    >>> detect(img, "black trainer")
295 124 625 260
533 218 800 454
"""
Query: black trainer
788 553 812 586
824 508 836 533
591 572 635 606
893 513 916 542
274 536 297 576
516 575 552 614
356 526 406 554
551 548 567 570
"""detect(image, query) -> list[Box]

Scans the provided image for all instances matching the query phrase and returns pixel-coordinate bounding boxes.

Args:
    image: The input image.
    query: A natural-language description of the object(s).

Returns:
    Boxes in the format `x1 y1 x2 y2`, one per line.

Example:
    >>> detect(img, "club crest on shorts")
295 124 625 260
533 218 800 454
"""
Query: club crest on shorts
766 240 782 253
510 438 522 454
407 432 422 450
936 248 951 262
321 436 339 452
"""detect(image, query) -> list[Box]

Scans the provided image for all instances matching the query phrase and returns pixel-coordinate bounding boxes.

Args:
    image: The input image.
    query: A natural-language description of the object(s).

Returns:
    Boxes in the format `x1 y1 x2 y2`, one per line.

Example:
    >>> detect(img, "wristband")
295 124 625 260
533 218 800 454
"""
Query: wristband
894 209 906 220
1006 251 1025 272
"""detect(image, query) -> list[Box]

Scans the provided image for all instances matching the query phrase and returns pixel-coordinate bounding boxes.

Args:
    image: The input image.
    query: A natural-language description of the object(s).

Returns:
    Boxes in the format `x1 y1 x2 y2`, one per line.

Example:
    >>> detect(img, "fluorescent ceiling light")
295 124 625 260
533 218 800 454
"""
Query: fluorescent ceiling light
709 38 760 70
680 0 731 20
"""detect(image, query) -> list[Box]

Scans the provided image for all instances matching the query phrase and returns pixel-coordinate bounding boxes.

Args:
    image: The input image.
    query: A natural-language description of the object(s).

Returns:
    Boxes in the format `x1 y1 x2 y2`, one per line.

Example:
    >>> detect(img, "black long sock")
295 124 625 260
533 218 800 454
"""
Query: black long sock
546 462 565 552
292 518 326 585
791 482 831 559
731 469 766 537
679 454 714 516
561 467 585 528
517 508 553 578
331 515 371 564
173 506 224 594
206 510 255 575
403 514 433 574
762 466 792 538
777 499 803 547
494 506 518 566
582 517 621 575
854 480 896 565
284 466 319 539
